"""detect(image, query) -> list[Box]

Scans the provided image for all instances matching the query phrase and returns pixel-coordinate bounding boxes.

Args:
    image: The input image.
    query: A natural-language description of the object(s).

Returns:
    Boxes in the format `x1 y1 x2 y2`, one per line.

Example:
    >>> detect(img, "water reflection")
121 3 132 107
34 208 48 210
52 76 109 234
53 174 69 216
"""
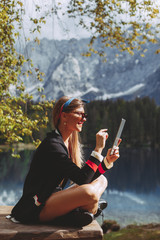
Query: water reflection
105 148 160 193
0 149 33 205
0 147 160 226
0 149 33 186
102 189 160 227
83 147 160 193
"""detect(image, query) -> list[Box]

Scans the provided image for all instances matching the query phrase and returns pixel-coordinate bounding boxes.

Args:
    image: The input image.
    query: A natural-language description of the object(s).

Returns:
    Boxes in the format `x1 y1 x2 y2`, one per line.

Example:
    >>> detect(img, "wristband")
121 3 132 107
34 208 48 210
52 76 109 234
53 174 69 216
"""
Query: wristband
104 157 114 169
91 151 104 162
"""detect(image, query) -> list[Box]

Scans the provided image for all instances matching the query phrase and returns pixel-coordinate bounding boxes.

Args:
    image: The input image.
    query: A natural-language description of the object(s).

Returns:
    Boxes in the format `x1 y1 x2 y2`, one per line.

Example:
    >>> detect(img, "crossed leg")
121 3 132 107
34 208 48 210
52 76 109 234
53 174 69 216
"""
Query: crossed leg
39 175 108 222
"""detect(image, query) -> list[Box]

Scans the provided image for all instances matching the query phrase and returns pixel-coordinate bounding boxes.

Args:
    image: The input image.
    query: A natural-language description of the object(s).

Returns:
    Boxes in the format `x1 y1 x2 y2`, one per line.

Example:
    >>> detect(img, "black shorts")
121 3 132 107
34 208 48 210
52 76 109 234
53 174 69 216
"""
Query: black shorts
11 187 63 224
11 196 45 224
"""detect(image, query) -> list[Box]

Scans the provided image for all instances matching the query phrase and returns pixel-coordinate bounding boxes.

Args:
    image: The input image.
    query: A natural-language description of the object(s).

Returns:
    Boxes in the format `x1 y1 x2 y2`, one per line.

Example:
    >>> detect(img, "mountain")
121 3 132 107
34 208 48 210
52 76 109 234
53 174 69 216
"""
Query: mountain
22 38 160 104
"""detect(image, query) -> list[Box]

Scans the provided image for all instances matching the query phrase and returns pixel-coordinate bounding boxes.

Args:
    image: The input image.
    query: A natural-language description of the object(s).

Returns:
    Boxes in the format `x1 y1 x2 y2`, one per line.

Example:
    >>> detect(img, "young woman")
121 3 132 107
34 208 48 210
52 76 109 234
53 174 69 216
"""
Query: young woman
9 96 120 226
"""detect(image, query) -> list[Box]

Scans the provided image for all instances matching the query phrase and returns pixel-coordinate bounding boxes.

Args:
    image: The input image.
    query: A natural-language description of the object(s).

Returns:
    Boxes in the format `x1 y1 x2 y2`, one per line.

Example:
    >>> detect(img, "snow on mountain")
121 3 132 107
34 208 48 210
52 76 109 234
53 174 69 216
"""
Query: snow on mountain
22 38 160 104
96 83 145 100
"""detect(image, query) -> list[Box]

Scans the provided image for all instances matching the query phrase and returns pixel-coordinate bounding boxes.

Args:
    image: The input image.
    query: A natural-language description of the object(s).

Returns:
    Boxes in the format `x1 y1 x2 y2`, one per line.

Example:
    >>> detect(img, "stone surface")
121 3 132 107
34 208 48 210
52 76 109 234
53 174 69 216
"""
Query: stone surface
0 206 103 240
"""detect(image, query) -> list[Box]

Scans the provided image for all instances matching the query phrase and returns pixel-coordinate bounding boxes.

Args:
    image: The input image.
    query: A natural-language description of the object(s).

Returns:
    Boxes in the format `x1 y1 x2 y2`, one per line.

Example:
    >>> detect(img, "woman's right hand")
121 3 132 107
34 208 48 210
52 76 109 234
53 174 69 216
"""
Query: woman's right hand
94 129 109 154
106 139 122 164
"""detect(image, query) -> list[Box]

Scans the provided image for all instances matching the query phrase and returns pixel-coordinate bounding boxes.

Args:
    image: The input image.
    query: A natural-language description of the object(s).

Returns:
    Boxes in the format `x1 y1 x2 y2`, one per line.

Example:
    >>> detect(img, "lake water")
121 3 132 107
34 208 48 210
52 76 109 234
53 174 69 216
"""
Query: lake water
0 147 160 227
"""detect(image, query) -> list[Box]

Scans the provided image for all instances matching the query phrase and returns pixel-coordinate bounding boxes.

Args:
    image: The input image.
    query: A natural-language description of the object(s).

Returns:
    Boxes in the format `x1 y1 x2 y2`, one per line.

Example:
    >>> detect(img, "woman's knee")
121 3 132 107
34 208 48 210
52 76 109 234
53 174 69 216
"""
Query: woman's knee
99 175 108 188
79 184 99 204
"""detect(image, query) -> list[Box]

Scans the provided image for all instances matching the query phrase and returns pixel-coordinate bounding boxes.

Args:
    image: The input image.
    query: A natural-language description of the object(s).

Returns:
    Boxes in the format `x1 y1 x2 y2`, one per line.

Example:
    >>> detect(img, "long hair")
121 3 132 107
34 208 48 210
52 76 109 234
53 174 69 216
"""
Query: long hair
53 96 84 168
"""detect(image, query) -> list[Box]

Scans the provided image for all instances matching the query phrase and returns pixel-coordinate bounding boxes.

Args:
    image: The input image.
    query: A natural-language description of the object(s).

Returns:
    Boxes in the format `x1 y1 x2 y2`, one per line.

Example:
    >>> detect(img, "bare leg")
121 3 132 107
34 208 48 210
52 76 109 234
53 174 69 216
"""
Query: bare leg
39 175 107 222
81 175 108 214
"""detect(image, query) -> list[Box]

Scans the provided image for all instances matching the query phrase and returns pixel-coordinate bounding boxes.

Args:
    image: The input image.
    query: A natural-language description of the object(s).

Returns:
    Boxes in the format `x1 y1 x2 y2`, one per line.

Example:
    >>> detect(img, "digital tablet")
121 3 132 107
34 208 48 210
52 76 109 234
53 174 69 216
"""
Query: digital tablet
110 118 126 155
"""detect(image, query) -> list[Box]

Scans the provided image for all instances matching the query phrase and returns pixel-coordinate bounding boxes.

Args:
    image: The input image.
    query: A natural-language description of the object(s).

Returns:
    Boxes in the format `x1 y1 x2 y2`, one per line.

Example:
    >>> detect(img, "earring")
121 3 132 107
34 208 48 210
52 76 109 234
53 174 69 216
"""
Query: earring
64 122 67 126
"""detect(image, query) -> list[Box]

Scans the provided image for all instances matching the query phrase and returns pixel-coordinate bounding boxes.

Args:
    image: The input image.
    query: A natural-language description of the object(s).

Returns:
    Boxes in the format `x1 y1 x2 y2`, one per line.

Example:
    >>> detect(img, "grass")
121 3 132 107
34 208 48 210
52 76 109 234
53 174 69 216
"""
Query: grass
103 224 160 240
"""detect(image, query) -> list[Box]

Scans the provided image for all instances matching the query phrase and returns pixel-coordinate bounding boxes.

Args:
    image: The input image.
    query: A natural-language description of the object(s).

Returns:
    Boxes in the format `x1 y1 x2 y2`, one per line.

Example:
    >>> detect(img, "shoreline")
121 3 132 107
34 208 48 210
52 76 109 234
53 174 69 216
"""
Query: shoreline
0 143 35 151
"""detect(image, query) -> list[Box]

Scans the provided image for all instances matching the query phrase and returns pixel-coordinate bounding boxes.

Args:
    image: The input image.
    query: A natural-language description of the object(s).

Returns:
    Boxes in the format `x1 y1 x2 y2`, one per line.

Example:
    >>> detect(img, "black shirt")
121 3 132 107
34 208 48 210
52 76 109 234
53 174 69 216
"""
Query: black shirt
11 130 108 222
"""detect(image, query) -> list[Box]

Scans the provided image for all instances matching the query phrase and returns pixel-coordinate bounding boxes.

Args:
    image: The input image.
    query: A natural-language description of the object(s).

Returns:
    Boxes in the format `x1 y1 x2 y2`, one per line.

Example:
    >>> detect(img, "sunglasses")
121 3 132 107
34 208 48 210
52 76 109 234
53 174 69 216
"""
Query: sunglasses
58 98 89 120
72 112 88 119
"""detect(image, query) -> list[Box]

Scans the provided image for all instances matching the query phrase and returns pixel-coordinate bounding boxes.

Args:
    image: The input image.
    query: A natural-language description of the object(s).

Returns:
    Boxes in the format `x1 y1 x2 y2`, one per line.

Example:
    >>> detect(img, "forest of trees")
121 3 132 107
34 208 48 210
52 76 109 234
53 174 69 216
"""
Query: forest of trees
81 96 160 148
1 96 159 150
23 96 160 149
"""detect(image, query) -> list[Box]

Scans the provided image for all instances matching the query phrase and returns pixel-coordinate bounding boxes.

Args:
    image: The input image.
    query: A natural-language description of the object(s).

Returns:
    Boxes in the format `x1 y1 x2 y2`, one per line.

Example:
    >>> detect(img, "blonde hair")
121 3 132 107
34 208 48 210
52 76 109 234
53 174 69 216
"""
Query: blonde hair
53 96 84 167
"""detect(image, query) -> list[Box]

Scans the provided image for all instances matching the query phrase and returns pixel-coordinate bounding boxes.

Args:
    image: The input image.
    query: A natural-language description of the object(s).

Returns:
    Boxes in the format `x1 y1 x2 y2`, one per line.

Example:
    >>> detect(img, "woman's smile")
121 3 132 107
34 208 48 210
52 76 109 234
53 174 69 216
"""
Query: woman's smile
65 106 87 132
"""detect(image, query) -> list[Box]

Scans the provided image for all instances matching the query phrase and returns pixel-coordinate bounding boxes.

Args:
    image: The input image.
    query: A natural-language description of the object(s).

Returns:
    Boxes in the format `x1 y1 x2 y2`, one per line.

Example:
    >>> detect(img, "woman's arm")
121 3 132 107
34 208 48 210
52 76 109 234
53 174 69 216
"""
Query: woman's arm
48 130 119 185
90 141 121 181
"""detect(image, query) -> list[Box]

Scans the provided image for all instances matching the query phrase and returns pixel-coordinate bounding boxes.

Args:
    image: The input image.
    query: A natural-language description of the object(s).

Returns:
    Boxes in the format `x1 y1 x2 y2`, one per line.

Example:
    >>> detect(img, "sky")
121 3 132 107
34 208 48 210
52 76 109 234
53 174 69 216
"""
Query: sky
21 0 160 41
22 0 91 40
